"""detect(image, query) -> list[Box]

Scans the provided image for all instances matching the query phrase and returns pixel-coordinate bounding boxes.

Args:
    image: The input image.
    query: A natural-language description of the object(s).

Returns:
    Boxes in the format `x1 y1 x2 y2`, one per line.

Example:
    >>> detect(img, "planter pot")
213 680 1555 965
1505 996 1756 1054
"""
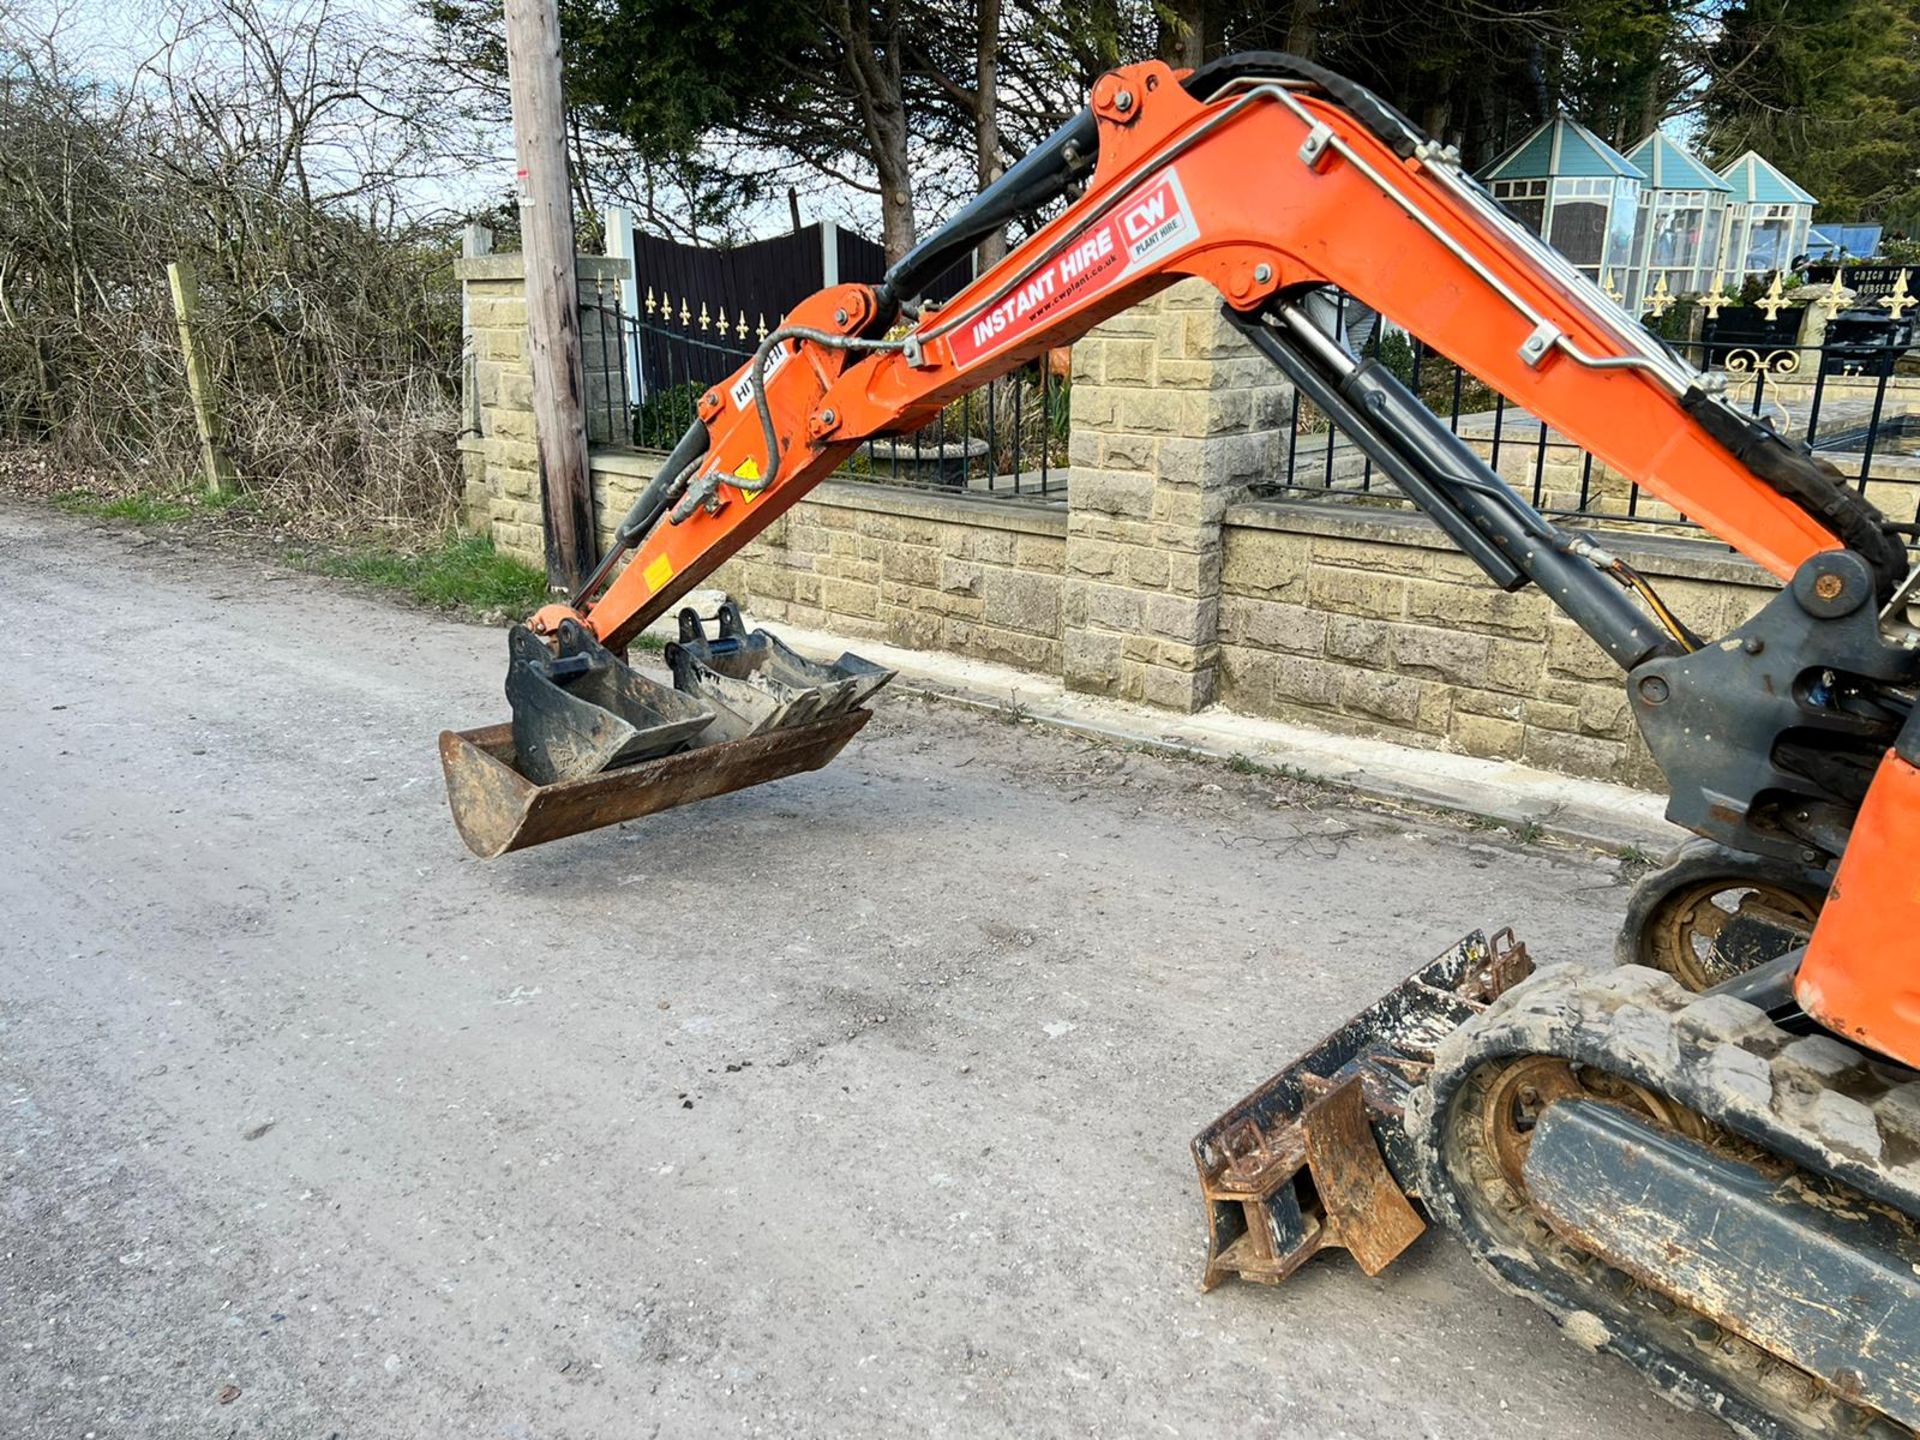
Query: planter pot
863 435 990 487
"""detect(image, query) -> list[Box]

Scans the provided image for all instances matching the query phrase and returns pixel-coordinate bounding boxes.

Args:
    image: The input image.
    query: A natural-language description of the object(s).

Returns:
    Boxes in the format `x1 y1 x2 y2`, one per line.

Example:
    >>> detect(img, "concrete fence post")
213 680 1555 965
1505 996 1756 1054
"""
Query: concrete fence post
1060 279 1291 711
603 206 643 404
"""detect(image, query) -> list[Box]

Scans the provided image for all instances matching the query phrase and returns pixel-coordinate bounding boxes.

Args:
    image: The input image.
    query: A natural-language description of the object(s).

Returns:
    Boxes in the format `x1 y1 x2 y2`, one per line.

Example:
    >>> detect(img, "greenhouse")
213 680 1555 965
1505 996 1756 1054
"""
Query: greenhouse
1718 151 1817 283
1622 132 1732 301
1485 115 1647 306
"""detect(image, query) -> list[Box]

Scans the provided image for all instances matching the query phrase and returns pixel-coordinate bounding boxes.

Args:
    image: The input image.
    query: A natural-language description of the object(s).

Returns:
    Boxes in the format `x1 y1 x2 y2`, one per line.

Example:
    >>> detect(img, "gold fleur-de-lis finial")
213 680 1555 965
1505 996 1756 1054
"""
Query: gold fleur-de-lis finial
736 313 748 340
698 301 711 331
644 287 656 316
1883 269 1916 320
1818 285 1849 322
1645 273 1674 318
715 306 729 336
1602 269 1623 304
679 298 691 326
1701 272 1734 319
756 313 768 341
1757 271 1789 321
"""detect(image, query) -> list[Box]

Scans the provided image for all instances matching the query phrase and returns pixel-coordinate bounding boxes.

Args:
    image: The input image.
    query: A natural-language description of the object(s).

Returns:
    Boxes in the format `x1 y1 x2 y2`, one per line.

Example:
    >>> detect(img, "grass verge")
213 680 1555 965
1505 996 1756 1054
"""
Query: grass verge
49 482 548 621
312 533 551 616
43 481 655 634
53 486 252 523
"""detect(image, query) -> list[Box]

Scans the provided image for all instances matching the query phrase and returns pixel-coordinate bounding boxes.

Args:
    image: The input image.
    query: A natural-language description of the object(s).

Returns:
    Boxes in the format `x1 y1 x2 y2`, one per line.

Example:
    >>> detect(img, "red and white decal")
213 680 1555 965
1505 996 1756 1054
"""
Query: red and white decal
945 168 1200 369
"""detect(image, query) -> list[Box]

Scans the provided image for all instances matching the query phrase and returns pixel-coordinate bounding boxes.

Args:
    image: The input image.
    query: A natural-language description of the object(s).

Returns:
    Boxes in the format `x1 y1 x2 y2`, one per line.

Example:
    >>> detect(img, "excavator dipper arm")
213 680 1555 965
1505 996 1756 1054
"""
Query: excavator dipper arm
537 52 1919 1058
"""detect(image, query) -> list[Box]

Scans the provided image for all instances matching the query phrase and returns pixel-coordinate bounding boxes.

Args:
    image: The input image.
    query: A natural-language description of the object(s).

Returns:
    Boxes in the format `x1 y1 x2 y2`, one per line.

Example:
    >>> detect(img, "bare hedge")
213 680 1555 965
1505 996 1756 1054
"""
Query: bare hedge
0 4 472 532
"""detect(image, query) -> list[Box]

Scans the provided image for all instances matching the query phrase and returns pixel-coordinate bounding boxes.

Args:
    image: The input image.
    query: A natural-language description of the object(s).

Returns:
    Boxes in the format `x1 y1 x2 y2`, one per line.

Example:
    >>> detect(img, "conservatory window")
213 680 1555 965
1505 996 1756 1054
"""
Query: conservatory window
1649 196 1707 273
1697 208 1724 288
1605 179 1641 271
1742 204 1794 275
1493 178 1547 235
1549 178 1612 269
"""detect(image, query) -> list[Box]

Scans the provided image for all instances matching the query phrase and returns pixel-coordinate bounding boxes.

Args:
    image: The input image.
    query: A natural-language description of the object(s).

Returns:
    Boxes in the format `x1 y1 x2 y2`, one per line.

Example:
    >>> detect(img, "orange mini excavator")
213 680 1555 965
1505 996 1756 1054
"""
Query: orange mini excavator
440 54 1920 1436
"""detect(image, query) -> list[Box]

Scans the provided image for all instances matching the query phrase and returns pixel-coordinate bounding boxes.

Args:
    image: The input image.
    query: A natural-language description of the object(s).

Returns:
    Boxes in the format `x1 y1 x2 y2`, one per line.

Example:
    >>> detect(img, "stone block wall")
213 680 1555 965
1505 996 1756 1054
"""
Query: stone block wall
1217 502 1776 788
715 485 1067 675
456 253 631 568
457 258 1788 790
590 451 1069 675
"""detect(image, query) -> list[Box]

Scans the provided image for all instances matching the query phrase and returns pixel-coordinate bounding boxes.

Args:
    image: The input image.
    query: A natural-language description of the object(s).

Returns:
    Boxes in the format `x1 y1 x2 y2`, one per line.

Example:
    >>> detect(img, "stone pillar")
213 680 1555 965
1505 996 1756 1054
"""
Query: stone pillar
459 254 540 563
1061 279 1290 711
454 253 631 568
1795 285 1853 351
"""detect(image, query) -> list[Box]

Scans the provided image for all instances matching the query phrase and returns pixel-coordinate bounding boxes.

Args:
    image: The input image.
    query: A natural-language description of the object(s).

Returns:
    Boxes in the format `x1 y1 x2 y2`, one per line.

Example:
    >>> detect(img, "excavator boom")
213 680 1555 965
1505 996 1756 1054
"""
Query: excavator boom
439 52 1920 1436
562 53 1892 654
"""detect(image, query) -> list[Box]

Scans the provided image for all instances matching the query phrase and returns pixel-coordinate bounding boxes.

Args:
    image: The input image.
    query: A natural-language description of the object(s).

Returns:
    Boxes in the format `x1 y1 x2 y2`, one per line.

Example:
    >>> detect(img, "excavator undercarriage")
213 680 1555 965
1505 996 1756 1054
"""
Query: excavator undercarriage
436 48 1920 1436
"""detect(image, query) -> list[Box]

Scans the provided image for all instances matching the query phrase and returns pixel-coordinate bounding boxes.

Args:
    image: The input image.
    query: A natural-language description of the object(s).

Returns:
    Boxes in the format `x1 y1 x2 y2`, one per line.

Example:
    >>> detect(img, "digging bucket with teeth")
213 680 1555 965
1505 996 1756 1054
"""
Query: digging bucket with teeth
439 604 894 859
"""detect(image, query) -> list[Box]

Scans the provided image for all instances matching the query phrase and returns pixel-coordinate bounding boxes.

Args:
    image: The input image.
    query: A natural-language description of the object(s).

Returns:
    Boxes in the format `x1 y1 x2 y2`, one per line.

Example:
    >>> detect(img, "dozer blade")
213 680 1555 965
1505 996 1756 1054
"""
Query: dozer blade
441 604 892 858
665 600 895 742
1192 929 1532 1290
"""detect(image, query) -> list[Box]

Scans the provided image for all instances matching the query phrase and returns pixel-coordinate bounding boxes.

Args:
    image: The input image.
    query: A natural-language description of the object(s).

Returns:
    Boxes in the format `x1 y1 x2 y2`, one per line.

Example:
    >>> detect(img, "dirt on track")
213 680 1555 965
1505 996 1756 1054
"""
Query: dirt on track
0 498 1721 1440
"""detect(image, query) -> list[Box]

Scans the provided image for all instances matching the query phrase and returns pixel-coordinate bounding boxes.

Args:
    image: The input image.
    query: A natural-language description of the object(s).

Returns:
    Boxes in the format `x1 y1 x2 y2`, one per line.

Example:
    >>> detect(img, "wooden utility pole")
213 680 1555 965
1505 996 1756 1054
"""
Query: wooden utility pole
975 0 1006 268
504 0 595 593
166 262 237 497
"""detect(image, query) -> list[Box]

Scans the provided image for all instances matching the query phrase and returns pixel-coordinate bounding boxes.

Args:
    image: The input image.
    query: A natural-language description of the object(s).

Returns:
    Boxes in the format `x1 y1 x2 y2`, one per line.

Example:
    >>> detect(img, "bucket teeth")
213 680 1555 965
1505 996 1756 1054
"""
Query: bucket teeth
666 600 895 742
505 619 714 784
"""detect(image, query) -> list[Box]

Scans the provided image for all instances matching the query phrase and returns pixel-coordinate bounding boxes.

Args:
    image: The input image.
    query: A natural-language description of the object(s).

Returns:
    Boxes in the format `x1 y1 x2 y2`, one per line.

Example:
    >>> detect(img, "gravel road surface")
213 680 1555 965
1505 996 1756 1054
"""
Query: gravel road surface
0 499 1723 1439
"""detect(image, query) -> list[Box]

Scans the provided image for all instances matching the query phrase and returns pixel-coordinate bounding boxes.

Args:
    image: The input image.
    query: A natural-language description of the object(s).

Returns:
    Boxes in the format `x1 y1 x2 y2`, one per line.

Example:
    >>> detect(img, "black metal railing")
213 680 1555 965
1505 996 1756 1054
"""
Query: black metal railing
583 284 1068 501
1255 292 1920 544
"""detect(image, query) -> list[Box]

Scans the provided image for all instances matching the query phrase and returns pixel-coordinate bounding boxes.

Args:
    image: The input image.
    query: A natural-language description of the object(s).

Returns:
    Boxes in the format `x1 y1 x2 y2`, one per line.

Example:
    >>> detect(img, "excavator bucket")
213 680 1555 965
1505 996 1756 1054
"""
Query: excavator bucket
664 601 894 742
504 620 713 785
1192 929 1533 1289
440 605 894 859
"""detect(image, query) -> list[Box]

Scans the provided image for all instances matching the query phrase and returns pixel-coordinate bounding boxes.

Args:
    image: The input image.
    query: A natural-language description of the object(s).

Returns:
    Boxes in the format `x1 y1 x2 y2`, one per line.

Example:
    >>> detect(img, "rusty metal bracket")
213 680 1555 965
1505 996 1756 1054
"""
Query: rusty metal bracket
1193 929 1532 1291
1197 1072 1425 1289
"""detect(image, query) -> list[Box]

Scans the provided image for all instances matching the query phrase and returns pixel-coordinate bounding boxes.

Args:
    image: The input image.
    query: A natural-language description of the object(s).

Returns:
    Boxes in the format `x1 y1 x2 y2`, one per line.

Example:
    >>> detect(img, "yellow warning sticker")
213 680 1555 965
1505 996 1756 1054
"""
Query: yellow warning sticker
734 457 763 505
643 554 674 593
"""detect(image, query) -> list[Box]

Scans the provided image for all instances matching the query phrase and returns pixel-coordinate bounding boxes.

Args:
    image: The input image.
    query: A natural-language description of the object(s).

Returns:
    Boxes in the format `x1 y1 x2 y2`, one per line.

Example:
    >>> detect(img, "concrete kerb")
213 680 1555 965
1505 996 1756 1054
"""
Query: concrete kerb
702 604 1686 856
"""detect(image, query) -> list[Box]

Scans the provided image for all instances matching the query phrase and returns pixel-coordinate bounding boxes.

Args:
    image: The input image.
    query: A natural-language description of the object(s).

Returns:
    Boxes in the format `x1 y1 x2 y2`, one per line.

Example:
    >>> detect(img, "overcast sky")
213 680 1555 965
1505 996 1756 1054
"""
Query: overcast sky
9 0 892 243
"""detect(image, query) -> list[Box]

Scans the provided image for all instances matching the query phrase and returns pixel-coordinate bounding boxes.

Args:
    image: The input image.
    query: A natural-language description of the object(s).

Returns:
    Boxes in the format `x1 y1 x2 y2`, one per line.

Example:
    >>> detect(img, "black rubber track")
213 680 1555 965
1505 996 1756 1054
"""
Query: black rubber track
1410 962 1920 1439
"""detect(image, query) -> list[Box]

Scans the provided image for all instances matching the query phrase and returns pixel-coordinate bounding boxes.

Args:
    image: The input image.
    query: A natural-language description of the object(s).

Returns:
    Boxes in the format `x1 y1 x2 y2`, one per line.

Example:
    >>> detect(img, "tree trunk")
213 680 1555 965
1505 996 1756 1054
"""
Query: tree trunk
1157 0 1206 66
975 0 1005 269
873 105 916 266
1283 0 1317 58
1638 79 1662 143
838 0 917 265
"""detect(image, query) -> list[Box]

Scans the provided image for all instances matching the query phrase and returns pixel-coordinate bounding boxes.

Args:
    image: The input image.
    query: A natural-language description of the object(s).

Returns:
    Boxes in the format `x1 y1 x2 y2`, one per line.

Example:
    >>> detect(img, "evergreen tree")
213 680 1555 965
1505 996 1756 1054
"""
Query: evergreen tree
1700 0 1920 228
